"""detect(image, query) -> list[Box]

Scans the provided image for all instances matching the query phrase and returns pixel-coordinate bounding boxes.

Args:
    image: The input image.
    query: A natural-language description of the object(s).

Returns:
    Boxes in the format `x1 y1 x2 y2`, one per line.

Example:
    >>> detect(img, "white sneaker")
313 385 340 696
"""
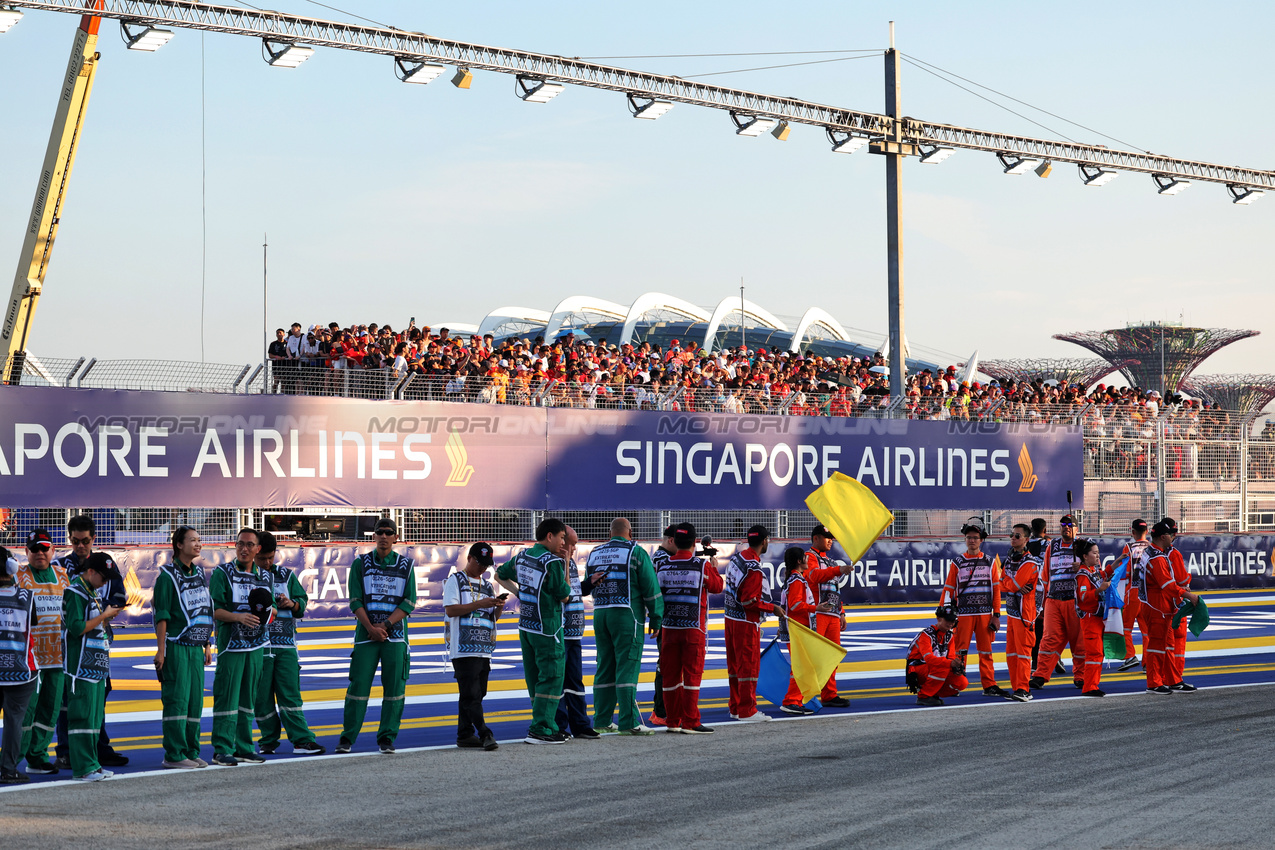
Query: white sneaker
74 770 108 782
736 712 772 722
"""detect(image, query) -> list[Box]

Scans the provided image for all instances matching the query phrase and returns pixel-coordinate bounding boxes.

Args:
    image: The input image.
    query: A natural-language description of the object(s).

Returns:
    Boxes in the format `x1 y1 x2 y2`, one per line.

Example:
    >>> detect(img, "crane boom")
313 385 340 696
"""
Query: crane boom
3 7 102 384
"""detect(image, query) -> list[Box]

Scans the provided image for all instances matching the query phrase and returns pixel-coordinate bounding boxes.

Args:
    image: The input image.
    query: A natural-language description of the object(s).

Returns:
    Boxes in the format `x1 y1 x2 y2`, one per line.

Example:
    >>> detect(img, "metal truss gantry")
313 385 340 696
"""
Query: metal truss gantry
1054 324 1260 395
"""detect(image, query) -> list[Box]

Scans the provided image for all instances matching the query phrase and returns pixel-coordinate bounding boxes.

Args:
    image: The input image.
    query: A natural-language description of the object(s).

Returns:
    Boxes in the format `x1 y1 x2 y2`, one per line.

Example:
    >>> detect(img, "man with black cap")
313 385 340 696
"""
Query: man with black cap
1139 521 1200 695
253 531 324 756
63 552 124 780
443 541 505 751
941 520 1008 699
1030 515 1087 690
210 528 274 766
15 528 68 775
1117 519 1151 671
655 523 722 734
338 517 417 754
554 525 598 740
907 605 966 707
0 545 37 784
646 524 678 729
806 524 855 707
723 524 777 721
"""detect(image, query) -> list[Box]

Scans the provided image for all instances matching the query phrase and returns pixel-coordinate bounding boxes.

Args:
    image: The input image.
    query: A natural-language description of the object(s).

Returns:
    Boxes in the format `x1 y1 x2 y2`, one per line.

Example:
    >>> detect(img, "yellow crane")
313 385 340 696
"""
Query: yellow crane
2 3 103 384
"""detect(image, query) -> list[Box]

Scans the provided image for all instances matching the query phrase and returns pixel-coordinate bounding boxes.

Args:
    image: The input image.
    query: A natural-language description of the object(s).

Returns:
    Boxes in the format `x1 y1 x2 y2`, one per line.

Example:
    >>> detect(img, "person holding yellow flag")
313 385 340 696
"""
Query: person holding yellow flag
779 547 835 715
805 525 852 708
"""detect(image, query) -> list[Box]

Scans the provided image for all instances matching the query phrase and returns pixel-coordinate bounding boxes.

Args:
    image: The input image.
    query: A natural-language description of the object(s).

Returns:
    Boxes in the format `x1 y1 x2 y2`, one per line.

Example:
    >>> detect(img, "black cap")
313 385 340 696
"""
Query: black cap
662 525 678 539
1132 518 1148 531
468 542 495 567
374 518 398 534
82 552 121 581
247 587 274 619
746 524 769 547
1160 517 1178 532
1151 520 1174 537
935 604 959 623
1059 514 1076 526
672 523 697 551
26 529 52 551
811 524 835 540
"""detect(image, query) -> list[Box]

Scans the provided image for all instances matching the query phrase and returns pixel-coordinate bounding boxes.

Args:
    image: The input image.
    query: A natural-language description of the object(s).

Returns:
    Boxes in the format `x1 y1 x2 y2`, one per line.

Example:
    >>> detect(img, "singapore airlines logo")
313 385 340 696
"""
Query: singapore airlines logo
122 564 147 613
1017 443 1038 493
445 429 474 487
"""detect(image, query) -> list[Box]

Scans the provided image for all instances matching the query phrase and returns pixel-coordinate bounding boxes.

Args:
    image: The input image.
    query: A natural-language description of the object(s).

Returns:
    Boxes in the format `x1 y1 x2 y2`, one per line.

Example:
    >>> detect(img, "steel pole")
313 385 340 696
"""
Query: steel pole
884 25 905 398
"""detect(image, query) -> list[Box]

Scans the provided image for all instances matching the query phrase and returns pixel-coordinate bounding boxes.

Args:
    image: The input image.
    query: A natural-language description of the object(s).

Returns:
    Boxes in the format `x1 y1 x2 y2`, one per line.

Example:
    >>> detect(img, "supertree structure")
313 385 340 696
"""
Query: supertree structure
978 358 1136 390
1181 375 1275 415
1053 324 1259 394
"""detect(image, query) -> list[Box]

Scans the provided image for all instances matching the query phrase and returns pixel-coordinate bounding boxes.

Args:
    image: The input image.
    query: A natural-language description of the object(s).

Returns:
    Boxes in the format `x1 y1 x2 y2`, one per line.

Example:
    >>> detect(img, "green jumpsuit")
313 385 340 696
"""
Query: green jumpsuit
340 550 417 747
62 578 111 778
152 558 214 764
496 544 572 738
210 561 273 757
586 538 663 731
256 564 317 750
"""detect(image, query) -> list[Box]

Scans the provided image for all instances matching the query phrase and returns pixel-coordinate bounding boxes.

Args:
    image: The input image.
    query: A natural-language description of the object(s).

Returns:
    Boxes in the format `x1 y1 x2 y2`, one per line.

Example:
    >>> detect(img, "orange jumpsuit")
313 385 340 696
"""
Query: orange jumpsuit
723 548 774 719
1140 545 1187 689
1032 538 1086 685
941 552 1002 690
1074 566 1106 692
1168 546 1191 684
806 550 845 701
1119 539 1150 659
781 573 819 707
999 549 1039 693
907 625 967 699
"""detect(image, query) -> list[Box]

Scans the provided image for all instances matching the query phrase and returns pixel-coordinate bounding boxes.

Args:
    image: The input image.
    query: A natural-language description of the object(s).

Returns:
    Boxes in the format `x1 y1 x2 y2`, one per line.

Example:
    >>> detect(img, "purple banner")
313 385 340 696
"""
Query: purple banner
0 386 1082 511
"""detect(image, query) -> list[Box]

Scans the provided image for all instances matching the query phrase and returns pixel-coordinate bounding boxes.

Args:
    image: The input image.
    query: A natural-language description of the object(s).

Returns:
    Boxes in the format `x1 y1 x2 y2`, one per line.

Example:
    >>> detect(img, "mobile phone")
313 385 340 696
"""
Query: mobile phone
497 593 509 601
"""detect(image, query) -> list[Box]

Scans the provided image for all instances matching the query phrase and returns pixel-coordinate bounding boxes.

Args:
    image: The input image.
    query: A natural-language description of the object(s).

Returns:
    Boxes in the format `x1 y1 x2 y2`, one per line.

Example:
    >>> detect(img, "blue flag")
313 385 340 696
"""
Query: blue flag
757 638 822 712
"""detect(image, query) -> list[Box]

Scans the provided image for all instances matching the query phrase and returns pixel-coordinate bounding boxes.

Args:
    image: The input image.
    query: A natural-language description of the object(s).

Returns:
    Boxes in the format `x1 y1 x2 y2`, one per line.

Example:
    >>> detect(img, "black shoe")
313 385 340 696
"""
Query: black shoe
524 731 565 745
572 727 601 740
480 733 499 751
54 755 70 771
820 697 851 708
457 735 484 749
257 742 279 755
235 752 266 764
549 732 570 742
1011 689 1033 702
293 741 325 755
378 739 396 755
1117 656 1140 672
1074 680 1084 689
334 739 352 754
1028 676 1046 690
779 704 815 715
211 753 238 767
97 750 129 768
0 769 30 784
1054 661 1066 675
916 696 944 707
1146 686 1173 696
681 724 715 734
983 685 1009 698
1081 689 1106 697
1169 682 1198 693
25 759 58 775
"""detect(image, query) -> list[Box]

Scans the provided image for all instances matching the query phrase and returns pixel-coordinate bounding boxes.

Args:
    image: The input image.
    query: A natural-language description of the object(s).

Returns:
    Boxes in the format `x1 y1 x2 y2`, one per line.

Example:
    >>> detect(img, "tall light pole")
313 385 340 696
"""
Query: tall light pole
875 22 912 399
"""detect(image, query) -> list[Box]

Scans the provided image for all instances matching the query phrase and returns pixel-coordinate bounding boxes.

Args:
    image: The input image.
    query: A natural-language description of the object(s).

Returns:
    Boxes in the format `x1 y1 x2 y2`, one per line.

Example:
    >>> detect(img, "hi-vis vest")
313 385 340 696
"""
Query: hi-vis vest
1074 566 1104 619
1136 544 1166 605
355 552 414 643
1044 539 1080 601
563 559 584 640
217 563 271 652
908 625 952 667
16 563 69 669
776 573 816 643
587 539 637 610
948 553 996 615
0 584 36 684
445 571 498 658
514 548 561 636
1001 549 1040 620
657 556 707 632
265 566 300 651
160 562 213 647
63 581 110 683
724 551 764 622
1125 539 1150 603
810 549 844 616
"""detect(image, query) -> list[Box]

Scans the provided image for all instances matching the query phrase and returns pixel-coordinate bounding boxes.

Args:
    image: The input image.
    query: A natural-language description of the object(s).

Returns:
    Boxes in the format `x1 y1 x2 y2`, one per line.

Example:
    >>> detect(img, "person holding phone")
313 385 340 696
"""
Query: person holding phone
63 553 124 781
443 542 506 751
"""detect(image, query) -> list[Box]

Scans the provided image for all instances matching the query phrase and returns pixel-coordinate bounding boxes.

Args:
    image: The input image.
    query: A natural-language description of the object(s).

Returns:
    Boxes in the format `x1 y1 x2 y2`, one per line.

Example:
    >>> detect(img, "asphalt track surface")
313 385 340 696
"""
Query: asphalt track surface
3 590 1275 847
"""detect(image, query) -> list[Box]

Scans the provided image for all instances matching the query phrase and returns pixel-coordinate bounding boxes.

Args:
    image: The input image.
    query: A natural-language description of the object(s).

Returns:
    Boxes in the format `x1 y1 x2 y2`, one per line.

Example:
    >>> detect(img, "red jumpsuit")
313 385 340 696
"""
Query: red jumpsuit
1032 538 1087 685
1120 539 1150 659
1074 566 1106 692
656 553 724 731
907 625 967 699
781 573 819 707
723 548 774 719
1168 546 1191 684
999 549 1039 693
806 550 846 701
1141 545 1187 689
941 551 1002 690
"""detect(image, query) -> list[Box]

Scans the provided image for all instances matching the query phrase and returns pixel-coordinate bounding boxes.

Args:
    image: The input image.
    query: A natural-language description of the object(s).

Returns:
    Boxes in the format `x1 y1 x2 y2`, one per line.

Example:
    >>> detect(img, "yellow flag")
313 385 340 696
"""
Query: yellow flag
789 619 848 702
804 471 894 563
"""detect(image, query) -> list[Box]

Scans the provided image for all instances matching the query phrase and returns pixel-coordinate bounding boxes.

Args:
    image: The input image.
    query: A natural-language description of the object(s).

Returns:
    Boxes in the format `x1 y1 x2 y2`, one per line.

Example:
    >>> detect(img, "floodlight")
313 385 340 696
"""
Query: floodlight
918 145 954 164
394 58 445 84
1079 164 1118 187
826 129 867 154
263 40 314 68
517 76 564 103
731 112 776 137
121 21 175 51
627 94 673 119
452 68 473 89
0 7 24 33
1228 184 1264 205
998 152 1041 175
771 120 791 141
1152 174 1190 195
1034 161 1053 178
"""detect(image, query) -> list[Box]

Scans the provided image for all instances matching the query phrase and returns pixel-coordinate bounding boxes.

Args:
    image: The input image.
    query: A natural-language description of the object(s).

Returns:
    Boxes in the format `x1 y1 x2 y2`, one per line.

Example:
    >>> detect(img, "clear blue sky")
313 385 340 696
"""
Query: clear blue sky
1 0 1271 376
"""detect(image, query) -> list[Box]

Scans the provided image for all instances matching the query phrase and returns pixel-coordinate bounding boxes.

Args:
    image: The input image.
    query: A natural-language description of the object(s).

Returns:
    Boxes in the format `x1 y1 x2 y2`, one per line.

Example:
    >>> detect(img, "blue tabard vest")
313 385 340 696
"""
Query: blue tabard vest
217 563 271 652
1127 539 1151 604
161 562 213 648
776 573 816 643
587 539 637 610
514 548 560 636
265 565 300 653
445 571 498 658
356 552 414 643
63 582 110 683
949 553 995 615
810 549 845 616
723 551 764 623
0 584 35 684
657 556 707 632
1001 549 1041 620
1045 539 1080 601
563 559 584 640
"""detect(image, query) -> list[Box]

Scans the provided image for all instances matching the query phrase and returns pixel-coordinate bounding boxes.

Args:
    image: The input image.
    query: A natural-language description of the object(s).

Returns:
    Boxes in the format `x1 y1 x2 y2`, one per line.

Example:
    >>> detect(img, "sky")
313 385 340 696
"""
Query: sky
1 0 1272 377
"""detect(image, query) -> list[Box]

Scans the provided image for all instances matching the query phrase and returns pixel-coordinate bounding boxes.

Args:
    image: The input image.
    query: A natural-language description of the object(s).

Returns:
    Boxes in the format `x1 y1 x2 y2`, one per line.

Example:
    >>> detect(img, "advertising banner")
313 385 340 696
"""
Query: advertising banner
0 386 1082 511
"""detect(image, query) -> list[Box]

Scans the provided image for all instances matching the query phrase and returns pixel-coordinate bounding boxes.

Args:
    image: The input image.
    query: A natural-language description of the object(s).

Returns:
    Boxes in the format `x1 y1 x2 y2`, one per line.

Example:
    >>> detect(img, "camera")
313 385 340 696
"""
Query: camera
698 535 717 558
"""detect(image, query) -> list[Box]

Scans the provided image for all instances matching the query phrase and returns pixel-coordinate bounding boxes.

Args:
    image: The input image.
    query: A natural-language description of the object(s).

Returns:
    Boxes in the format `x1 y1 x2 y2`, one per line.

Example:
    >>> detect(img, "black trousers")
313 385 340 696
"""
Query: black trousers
453 657 492 741
652 631 665 718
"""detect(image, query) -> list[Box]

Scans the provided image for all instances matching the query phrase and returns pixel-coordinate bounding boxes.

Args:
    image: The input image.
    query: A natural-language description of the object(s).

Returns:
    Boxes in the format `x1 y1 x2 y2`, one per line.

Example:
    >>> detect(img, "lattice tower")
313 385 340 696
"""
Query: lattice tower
1052 325 1258 393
